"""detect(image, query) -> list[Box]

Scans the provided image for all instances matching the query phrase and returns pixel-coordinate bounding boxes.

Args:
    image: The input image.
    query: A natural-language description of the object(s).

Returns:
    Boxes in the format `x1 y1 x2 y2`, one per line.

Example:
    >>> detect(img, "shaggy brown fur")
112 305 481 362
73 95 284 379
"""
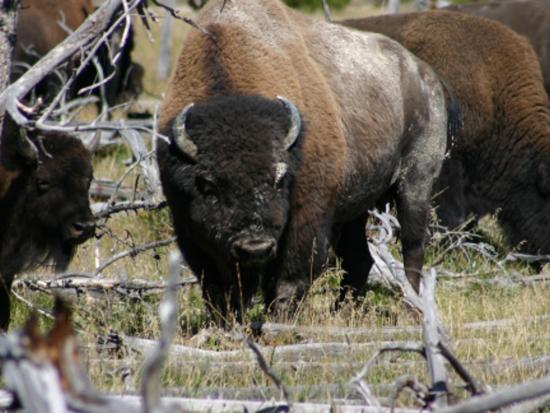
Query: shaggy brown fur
444 0 550 95
0 119 95 331
157 0 457 321
13 0 143 107
342 11 550 254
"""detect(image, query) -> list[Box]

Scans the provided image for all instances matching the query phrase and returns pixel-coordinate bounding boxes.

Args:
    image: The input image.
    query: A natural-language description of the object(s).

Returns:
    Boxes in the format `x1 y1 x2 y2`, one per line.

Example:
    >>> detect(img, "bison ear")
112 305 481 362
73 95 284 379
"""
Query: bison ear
172 103 199 163
277 96 302 151
537 161 550 197
0 117 38 171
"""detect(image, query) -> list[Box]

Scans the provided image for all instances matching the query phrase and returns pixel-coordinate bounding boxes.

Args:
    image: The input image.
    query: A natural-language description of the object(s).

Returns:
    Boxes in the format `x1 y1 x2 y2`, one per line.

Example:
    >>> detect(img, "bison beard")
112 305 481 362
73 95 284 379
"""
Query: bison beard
157 0 454 324
0 127 95 331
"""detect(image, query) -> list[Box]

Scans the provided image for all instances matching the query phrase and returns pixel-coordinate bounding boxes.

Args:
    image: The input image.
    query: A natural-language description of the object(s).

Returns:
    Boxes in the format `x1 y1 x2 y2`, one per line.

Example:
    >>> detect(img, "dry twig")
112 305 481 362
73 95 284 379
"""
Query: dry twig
141 251 182 413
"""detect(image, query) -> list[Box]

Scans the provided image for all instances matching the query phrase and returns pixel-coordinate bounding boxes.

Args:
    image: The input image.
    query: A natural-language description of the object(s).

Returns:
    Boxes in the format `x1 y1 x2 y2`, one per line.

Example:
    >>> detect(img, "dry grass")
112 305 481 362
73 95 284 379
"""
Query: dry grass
8 1 550 406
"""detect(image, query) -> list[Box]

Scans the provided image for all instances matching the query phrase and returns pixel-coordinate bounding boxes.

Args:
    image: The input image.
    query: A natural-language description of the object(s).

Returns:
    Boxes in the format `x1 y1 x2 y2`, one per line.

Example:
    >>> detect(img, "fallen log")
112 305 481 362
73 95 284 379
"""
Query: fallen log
435 376 550 413
256 314 550 342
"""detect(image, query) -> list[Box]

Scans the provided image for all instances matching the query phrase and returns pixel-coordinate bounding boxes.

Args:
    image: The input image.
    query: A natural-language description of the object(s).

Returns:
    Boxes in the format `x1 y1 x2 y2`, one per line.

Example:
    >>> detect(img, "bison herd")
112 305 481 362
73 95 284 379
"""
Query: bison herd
0 0 549 329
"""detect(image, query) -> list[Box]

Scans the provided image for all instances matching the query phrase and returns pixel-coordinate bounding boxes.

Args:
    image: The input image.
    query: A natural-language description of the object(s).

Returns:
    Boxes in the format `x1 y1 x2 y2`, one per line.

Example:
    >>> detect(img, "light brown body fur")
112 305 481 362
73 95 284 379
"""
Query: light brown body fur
15 0 95 62
342 11 550 253
445 0 550 95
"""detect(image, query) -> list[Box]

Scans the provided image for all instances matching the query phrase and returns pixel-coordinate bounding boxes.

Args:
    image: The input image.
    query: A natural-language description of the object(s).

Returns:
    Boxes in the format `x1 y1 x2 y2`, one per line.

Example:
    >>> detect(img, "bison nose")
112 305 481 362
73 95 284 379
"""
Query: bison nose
231 237 277 264
70 220 96 243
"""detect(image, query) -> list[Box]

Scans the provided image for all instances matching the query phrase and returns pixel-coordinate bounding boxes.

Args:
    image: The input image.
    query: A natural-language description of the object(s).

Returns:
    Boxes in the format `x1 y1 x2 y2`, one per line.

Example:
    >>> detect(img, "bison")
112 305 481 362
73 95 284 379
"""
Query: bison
0 119 95 331
444 0 550 96
156 0 460 321
13 0 144 109
341 11 550 255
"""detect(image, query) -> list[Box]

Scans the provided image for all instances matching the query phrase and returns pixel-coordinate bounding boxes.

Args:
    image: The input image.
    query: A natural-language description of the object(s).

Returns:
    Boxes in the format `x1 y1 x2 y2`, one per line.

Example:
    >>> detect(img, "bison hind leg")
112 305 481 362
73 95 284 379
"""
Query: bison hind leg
334 213 374 300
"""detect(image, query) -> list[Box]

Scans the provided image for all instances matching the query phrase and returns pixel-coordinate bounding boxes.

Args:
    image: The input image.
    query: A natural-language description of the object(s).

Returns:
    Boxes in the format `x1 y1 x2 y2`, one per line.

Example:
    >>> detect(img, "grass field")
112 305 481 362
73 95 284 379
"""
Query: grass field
8 1 550 408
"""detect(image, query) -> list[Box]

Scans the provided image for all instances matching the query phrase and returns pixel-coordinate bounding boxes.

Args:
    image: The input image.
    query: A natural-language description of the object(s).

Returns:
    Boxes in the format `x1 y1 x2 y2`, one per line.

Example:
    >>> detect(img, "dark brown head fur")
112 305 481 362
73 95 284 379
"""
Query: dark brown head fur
0 120 94 330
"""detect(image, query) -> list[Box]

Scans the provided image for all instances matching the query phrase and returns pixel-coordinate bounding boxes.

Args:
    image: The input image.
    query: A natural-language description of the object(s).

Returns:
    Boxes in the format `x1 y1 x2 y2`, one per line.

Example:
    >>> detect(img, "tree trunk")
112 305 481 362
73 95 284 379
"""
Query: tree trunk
0 0 19 138
157 0 174 80
387 0 400 14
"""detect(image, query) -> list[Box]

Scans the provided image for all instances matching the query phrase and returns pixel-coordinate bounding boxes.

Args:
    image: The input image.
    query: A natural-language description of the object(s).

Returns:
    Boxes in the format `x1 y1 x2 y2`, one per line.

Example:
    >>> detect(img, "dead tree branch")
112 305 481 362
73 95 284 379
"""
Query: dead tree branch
438 343 486 396
92 200 168 219
436 376 550 413
243 337 291 405
422 269 449 408
0 0 20 137
0 0 131 126
119 129 163 201
12 274 196 294
141 251 181 413
348 343 425 407
367 207 423 313
255 313 549 342
321 0 332 22
94 237 176 276
150 0 213 38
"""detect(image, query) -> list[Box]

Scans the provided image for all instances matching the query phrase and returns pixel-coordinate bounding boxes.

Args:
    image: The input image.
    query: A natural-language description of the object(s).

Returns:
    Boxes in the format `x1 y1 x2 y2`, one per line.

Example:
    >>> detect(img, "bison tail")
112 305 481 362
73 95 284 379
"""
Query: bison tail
441 77 463 149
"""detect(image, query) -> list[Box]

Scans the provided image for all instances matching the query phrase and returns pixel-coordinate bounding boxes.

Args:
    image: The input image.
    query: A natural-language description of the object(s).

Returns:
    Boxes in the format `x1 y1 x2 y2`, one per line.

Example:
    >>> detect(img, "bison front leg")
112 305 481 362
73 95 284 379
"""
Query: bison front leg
334 213 374 299
200 270 259 325
396 200 427 293
263 220 332 317
396 159 443 293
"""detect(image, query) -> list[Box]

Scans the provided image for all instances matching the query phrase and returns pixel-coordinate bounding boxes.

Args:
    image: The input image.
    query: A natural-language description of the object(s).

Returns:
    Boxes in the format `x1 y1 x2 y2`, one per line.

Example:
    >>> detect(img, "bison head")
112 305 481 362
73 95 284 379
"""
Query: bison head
0 126 95 276
158 94 303 273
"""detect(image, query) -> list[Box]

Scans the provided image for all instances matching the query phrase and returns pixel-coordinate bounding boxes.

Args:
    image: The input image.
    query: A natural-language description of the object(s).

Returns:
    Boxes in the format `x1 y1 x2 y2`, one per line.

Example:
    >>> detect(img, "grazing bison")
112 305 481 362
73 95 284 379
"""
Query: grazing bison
0 119 95 330
156 0 459 321
444 0 550 95
13 0 144 108
341 11 550 254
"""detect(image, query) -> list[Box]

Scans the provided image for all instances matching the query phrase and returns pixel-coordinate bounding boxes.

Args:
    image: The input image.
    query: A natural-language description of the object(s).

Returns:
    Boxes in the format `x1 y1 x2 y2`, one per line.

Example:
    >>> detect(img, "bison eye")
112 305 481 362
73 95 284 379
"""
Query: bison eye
36 178 51 194
196 176 217 197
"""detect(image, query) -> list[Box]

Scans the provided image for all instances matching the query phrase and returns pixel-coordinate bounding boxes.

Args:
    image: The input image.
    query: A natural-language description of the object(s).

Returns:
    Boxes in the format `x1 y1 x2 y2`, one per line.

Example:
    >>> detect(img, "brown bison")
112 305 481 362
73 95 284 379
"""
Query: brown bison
341 11 550 255
13 0 144 108
0 119 95 331
444 0 550 95
156 0 459 321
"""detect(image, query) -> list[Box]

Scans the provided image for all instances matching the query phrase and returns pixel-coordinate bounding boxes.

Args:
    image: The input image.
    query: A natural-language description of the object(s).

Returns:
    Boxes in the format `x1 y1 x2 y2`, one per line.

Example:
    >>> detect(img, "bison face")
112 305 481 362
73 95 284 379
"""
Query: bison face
0 128 95 274
32 140 95 248
159 94 303 271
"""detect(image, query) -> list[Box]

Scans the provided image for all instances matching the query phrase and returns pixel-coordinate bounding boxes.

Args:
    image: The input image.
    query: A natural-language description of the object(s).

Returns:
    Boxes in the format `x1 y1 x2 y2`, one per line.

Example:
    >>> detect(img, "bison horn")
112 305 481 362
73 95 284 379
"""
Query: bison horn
277 96 302 150
173 103 199 162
